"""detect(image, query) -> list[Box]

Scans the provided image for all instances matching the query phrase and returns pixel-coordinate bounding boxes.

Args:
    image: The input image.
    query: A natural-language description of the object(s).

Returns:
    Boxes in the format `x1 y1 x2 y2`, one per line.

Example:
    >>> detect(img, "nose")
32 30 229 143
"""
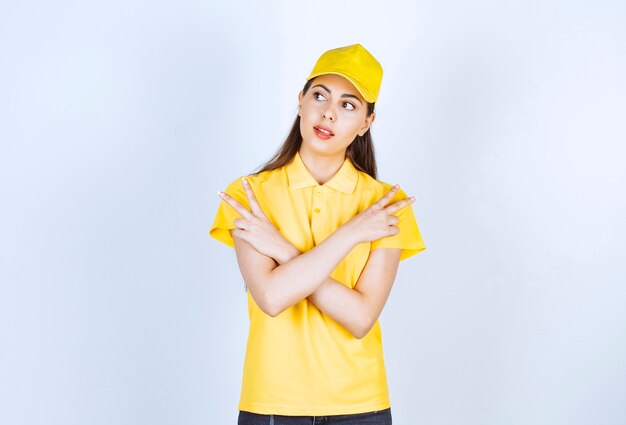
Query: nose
322 107 335 122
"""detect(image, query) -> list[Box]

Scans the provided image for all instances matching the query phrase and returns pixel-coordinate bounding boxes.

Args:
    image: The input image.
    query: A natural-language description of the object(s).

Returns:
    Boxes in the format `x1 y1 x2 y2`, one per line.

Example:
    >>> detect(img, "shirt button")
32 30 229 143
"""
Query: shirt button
314 208 321 213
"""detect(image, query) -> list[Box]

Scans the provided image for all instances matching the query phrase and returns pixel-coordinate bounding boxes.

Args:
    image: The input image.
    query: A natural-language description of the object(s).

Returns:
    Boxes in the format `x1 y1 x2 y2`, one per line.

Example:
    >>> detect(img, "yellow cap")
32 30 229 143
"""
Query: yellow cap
305 43 383 103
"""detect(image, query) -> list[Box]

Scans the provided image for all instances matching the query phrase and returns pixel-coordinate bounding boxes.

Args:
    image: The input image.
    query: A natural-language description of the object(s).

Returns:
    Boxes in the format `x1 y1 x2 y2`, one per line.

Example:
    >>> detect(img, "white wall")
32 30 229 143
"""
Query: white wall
1 1 625 424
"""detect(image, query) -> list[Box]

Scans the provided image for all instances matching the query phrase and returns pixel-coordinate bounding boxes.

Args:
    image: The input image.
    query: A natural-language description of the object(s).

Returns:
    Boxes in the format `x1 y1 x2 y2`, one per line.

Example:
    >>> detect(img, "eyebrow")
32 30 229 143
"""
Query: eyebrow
311 84 363 105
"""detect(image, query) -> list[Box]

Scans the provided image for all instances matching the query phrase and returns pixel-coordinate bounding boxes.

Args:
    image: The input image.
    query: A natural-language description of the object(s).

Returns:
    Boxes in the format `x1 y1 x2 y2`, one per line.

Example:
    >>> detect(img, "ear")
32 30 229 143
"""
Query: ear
358 112 376 137
298 91 303 116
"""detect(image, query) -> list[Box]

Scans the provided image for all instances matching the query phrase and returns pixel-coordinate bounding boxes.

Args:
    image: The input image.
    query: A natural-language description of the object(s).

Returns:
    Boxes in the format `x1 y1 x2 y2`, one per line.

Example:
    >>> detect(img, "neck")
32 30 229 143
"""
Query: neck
298 146 346 185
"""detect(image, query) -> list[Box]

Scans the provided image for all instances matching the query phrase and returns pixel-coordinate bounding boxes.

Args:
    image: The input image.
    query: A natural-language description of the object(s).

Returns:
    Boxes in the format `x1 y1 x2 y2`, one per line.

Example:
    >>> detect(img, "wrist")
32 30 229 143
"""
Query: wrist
338 221 360 247
276 240 301 265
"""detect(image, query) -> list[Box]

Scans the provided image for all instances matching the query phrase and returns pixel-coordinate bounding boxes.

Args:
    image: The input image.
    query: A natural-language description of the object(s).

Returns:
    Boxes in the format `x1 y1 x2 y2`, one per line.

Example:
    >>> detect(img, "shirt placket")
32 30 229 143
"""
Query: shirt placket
310 185 327 246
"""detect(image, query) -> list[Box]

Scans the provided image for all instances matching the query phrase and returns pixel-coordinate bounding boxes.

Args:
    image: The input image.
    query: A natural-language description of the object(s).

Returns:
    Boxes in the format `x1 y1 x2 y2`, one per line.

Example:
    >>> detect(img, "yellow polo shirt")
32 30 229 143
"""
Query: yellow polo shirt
209 150 425 416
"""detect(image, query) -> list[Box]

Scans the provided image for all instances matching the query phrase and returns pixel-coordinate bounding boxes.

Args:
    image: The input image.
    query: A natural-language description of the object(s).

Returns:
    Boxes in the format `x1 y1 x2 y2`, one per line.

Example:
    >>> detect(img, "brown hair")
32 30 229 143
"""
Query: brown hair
249 76 378 179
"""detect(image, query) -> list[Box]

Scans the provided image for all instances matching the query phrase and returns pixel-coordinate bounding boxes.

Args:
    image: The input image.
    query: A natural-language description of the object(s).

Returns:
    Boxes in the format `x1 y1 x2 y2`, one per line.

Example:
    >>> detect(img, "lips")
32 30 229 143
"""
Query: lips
313 126 334 139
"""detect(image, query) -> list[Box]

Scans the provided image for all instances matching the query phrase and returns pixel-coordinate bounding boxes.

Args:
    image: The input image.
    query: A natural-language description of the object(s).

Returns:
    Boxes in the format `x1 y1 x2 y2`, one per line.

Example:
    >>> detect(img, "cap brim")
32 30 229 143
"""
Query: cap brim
306 71 376 103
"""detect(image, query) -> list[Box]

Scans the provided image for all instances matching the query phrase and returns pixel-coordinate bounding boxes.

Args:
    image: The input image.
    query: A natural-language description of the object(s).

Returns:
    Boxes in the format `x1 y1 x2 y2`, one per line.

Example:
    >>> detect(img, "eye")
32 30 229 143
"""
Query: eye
313 91 326 101
343 101 356 111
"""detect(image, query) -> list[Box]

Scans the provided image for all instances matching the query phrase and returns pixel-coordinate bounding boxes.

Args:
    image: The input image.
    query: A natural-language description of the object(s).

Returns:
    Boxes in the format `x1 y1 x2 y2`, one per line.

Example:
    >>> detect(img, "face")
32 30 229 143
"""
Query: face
298 73 375 158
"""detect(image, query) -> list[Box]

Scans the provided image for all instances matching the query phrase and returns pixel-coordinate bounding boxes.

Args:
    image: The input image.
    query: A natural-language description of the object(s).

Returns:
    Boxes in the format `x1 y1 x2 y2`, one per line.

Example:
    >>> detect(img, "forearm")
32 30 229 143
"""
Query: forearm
266 224 357 316
276 241 369 338
308 277 369 338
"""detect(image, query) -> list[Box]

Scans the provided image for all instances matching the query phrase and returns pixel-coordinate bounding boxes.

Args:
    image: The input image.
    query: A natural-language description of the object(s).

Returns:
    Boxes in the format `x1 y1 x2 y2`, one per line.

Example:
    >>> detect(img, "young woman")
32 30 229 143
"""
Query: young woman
210 43 426 425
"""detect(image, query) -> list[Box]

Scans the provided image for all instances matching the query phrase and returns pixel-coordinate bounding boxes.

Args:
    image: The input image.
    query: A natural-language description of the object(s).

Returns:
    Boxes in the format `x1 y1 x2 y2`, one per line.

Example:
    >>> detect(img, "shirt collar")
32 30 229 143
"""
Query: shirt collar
286 150 359 194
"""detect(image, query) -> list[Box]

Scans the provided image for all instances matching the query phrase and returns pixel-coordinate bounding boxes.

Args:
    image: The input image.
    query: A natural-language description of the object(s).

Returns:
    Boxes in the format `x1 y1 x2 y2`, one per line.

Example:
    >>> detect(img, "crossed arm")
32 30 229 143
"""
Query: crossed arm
232 228 401 339
221 178 409 339
274 239 402 339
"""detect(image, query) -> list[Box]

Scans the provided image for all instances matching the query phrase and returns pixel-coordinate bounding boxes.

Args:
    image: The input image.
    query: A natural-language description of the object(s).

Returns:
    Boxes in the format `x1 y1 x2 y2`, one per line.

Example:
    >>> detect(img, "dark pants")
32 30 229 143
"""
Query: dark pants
238 408 392 425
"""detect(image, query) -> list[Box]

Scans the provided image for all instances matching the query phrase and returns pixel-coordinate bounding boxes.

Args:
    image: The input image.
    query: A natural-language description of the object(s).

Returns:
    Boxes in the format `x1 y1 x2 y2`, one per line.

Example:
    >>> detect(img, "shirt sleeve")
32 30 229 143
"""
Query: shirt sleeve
370 187 426 261
208 177 250 248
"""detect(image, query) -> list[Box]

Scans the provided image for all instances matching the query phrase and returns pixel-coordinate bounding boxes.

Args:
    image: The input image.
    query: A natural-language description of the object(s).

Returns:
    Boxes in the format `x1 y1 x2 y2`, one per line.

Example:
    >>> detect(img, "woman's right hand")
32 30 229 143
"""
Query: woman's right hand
344 184 416 245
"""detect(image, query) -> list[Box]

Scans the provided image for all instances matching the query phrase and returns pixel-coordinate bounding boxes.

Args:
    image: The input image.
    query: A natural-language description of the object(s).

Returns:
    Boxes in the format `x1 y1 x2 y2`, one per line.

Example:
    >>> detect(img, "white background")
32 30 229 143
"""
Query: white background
1 1 625 424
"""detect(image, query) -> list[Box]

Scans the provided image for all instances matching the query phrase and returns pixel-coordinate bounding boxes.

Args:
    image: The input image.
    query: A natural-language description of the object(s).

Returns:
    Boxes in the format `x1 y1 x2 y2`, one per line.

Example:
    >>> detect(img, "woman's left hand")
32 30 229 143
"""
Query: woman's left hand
218 177 296 264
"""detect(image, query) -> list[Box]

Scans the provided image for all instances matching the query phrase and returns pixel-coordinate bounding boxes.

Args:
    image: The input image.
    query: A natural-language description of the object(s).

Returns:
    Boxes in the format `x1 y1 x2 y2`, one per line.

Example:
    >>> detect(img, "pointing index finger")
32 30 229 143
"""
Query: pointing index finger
374 184 401 209
241 177 266 218
384 194 416 215
218 189 253 220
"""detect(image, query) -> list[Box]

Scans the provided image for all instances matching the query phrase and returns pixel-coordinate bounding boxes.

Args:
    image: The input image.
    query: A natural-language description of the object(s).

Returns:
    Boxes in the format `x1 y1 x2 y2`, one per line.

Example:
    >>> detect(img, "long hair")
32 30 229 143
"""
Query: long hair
250 76 378 179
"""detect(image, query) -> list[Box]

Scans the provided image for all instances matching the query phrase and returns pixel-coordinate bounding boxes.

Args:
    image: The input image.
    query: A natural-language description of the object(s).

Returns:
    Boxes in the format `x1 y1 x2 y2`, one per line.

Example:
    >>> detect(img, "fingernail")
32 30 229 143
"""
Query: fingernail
217 191 224 197
242 177 248 184
394 184 400 189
